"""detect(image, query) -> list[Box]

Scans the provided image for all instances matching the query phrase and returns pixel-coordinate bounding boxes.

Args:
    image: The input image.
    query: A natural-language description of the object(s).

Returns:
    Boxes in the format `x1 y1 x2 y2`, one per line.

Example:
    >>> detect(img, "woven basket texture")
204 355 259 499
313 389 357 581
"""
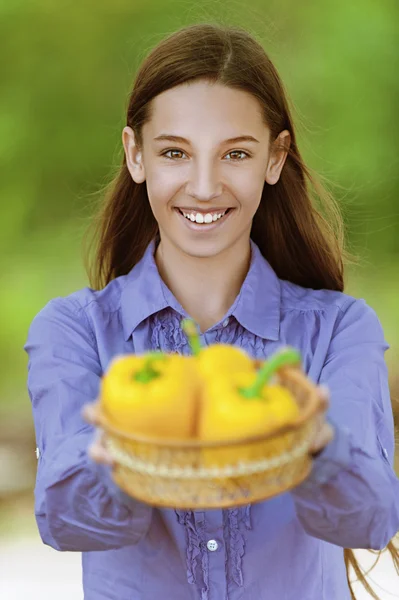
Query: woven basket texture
95 365 321 509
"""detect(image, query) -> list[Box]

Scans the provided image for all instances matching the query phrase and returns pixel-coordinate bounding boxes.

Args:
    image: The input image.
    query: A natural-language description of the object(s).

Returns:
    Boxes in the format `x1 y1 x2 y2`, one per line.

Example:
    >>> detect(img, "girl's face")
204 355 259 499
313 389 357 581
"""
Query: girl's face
123 80 290 259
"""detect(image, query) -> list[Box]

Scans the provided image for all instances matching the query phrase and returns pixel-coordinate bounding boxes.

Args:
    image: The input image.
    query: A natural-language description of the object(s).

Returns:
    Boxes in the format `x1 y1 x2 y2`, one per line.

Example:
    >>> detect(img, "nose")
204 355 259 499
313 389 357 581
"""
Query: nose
186 159 223 201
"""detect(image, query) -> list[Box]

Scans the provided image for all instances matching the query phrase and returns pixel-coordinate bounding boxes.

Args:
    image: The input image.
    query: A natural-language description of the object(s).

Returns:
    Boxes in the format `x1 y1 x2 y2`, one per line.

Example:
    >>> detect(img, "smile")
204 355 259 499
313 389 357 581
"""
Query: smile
174 207 234 231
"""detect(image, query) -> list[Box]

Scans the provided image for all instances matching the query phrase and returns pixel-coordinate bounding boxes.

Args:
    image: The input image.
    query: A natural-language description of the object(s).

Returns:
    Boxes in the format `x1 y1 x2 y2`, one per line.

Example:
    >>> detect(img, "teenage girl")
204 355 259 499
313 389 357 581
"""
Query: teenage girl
24 23 399 600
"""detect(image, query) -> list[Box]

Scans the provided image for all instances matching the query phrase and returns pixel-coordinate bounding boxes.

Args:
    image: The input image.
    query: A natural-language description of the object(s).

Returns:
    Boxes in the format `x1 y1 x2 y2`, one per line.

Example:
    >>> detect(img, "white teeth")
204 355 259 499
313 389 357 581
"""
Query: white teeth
181 209 228 224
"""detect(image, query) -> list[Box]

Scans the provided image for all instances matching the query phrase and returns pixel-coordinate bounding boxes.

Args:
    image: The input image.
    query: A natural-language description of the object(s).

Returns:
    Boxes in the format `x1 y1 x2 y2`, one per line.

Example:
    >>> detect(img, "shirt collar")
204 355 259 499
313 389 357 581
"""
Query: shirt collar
121 237 281 342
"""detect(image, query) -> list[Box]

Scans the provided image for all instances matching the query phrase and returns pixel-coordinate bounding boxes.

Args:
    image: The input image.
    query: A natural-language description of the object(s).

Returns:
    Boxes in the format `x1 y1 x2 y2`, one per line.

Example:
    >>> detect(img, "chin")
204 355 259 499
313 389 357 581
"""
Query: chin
175 237 231 259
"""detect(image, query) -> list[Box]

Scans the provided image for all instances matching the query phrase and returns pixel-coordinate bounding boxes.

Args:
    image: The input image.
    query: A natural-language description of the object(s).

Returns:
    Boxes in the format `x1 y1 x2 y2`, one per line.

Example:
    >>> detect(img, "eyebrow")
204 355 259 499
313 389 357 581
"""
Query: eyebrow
153 134 260 145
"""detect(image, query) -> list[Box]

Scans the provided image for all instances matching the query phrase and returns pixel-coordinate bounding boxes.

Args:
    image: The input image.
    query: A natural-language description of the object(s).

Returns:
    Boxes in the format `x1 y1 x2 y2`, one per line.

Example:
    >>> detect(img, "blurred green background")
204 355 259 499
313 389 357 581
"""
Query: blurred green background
0 0 398 535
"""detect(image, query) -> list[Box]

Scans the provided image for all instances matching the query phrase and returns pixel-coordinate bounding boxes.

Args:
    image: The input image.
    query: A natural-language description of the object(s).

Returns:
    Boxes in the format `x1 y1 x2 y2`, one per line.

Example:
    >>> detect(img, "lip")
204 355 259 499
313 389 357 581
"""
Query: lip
175 207 233 214
174 207 235 231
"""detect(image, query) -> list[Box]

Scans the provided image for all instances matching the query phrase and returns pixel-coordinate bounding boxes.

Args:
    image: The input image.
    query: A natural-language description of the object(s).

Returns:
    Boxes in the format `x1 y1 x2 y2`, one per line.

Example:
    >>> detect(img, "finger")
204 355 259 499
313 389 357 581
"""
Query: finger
316 384 330 412
308 412 324 452
310 422 335 455
88 443 114 466
96 429 115 464
82 402 100 425
88 431 115 466
318 384 330 400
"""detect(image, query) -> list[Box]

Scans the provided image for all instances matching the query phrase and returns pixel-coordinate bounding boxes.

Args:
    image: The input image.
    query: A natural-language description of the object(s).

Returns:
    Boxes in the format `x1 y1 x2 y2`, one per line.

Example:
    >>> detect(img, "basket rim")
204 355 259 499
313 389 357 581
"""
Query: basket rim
90 366 322 448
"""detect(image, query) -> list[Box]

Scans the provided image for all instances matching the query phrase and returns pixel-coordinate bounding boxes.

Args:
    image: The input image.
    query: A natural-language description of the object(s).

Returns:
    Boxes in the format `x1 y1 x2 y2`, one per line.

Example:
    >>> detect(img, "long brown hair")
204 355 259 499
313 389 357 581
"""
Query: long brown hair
83 22 399 597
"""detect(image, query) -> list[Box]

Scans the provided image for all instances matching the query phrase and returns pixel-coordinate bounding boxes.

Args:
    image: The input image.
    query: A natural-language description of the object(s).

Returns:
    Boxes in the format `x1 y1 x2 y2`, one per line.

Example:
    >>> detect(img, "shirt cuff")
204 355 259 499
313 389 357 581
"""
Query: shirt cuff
294 420 353 490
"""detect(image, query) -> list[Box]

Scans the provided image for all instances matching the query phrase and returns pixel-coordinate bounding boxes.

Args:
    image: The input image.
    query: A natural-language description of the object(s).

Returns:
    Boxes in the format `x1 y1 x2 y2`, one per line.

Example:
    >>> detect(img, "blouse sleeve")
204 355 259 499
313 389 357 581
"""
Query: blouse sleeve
24 296 153 552
291 298 399 549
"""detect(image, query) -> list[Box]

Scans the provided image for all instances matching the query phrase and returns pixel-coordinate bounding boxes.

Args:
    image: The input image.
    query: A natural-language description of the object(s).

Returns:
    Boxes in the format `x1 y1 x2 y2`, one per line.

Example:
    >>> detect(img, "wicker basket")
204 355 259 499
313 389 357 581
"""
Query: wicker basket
92 363 322 509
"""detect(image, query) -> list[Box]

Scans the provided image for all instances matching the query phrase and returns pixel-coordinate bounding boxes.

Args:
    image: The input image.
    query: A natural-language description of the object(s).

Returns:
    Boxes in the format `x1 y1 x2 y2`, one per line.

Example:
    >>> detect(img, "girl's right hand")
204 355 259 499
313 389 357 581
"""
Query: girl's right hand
82 403 115 466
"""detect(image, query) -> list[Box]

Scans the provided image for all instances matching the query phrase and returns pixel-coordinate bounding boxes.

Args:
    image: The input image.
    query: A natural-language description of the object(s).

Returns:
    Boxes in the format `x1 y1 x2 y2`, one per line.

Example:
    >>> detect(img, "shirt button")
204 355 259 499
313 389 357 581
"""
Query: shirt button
222 318 230 328
206 539 219 552
382 448 389 460
35 447 40 460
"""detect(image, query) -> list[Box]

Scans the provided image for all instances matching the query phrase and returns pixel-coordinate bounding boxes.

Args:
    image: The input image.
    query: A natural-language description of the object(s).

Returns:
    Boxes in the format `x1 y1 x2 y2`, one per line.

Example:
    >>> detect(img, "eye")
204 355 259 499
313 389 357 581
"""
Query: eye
161 149 187 160
160 149 251 161
225 150 250 161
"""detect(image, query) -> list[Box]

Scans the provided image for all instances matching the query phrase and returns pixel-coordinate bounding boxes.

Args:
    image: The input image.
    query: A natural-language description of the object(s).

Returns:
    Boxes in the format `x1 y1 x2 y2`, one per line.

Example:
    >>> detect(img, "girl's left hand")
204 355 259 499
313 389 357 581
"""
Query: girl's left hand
82 402 115 466
309 384 335 456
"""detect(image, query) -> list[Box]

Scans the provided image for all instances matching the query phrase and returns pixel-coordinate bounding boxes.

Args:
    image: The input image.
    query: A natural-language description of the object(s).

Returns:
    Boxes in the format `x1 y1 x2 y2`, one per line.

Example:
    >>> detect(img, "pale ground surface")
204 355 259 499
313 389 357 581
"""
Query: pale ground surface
0 511 398 600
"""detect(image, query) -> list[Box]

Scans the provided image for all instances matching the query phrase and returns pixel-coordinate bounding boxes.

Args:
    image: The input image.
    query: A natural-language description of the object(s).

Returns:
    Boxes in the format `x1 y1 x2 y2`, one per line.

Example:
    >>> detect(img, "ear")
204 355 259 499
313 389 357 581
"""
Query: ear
122 126 146 183
265 129 291 185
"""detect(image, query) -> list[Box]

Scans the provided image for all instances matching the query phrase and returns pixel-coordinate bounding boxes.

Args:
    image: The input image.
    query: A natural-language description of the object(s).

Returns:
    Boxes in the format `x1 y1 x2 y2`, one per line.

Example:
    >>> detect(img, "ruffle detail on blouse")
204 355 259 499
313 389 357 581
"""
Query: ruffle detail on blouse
150 310 190 355
175 510 209 599
175 506 252 600
154 309 256 598
224 505 252 593
197 513 210 600
151 309 270 360
243 503 252 530
213 318 269 357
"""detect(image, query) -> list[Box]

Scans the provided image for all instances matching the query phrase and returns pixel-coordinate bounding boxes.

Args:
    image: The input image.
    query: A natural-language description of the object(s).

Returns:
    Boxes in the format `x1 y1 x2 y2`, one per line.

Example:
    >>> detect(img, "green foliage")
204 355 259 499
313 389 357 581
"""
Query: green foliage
1 0 398 412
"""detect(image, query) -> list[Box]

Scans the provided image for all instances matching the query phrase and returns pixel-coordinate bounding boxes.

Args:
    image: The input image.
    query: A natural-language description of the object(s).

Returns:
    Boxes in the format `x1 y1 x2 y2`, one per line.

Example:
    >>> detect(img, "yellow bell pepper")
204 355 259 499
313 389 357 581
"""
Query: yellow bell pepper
100 351 200 439
181 319 254 376
199 372 299 466
199 375 299 441
181 319 302 467
197 344 254 378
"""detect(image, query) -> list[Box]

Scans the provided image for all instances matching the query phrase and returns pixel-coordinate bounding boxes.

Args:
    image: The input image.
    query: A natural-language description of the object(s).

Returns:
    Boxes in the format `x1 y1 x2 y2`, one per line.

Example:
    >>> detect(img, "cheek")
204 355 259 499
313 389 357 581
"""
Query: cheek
150 166 179 188
230 165 266 196
145 169 181 214
235 176 264 214
242 170 266 208
145 163 265 213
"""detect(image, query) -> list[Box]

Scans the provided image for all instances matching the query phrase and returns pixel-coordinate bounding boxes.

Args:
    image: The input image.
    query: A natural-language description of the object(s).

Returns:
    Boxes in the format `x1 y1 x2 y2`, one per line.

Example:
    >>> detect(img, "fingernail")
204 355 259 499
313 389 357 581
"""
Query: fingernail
319 384 330 397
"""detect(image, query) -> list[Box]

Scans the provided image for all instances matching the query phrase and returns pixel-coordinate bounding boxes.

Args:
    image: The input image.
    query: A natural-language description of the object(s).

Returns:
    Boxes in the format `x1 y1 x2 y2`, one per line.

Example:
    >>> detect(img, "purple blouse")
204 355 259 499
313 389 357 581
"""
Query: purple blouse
24 236 399 599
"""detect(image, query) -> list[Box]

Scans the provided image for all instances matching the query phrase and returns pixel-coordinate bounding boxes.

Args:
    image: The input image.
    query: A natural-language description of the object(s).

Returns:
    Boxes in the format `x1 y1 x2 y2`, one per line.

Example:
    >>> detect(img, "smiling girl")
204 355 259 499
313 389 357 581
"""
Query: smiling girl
24 22 399 600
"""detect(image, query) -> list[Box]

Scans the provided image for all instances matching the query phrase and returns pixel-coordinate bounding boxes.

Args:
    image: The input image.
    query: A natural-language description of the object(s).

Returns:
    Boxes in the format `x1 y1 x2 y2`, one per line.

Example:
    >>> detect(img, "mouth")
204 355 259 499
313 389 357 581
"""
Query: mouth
174 207 234 228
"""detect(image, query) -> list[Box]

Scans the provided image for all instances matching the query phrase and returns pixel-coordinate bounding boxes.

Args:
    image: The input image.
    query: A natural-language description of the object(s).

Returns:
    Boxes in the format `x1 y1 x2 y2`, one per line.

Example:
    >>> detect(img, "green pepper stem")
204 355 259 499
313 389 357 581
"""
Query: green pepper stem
134 351 165 383
181 318 202 356
239 347 302 399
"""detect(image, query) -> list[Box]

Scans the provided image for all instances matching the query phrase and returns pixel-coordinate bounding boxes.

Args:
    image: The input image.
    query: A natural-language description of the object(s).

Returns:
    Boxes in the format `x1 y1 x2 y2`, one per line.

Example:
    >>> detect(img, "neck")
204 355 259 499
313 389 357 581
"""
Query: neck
154 236 252 334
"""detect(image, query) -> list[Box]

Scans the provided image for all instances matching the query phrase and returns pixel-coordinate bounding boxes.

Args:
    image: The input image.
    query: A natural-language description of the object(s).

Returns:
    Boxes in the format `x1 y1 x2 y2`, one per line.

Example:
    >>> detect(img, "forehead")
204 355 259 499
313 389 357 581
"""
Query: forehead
145 80 268 139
